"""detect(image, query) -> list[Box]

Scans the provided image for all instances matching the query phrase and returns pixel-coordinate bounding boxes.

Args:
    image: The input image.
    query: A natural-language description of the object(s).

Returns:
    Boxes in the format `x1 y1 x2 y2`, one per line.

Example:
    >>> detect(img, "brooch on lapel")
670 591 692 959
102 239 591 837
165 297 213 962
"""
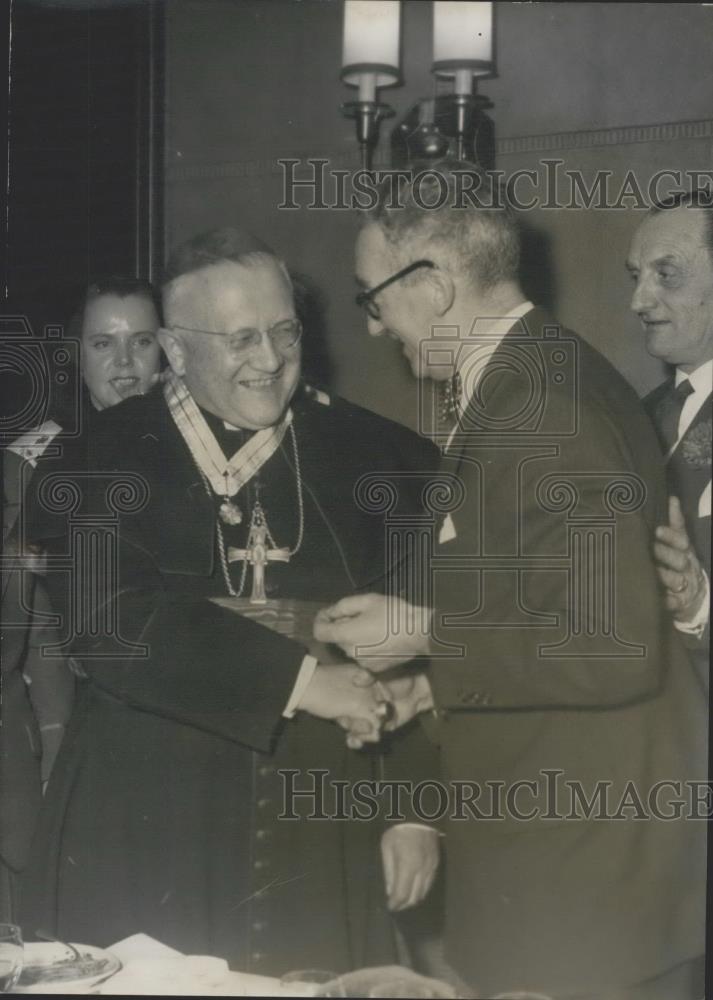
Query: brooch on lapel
682 419 712 468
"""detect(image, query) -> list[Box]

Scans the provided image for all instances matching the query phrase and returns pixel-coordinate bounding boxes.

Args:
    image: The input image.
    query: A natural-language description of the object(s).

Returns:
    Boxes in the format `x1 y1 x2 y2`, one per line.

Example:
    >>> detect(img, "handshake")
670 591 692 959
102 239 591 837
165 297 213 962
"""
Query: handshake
299 662 434 748
299 594 435 748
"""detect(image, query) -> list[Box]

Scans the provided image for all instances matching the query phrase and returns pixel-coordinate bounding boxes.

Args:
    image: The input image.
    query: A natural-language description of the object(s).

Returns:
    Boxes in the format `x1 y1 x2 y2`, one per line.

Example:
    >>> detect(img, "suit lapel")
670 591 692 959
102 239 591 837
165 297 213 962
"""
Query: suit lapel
438 308 546 548
667 389 712 547
669 389 712 459
442 305 546 472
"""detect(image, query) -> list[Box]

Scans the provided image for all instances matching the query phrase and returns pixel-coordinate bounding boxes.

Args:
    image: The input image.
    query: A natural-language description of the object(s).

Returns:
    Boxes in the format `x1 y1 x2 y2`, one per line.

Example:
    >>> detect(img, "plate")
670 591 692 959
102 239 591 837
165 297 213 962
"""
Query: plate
16 941 121 994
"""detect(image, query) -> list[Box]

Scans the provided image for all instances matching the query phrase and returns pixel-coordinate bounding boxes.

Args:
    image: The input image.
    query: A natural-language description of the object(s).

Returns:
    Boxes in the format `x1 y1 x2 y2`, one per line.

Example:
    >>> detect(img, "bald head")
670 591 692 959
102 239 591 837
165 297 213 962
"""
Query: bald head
159 257 301 430
163 225 275 282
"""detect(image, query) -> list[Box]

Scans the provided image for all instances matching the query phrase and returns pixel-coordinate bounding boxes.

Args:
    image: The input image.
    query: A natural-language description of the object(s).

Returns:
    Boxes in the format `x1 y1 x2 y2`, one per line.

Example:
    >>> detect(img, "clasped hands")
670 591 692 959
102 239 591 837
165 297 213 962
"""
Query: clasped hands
300 594 434 748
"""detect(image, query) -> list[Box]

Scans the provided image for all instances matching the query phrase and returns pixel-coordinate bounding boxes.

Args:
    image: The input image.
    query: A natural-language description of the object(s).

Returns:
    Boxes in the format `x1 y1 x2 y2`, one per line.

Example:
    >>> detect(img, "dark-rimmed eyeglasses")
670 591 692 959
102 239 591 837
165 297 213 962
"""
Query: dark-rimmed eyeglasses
168 318 302 354
355 260 436 321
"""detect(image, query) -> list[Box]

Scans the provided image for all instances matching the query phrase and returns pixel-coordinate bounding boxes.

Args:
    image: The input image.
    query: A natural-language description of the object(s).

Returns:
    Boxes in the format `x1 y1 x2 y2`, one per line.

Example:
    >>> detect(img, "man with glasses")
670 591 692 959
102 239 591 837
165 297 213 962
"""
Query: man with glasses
21 228 439 976
316 162 707 999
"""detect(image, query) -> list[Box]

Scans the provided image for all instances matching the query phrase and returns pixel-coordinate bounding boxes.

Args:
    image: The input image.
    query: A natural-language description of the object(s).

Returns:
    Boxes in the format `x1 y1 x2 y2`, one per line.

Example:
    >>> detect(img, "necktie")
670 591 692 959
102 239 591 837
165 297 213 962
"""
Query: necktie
656 378 694 454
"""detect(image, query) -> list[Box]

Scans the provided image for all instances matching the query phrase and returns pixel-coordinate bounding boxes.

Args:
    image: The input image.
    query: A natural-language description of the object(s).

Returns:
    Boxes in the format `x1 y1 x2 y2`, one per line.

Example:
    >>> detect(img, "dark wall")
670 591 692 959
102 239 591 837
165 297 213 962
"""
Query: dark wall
3 0 164 435
5 0 163 334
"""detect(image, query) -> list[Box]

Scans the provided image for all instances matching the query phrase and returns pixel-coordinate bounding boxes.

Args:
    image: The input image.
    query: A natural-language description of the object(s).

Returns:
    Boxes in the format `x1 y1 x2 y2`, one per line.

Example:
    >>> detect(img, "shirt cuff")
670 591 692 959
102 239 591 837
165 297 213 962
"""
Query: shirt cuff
283 654 318 718
674 571 710 636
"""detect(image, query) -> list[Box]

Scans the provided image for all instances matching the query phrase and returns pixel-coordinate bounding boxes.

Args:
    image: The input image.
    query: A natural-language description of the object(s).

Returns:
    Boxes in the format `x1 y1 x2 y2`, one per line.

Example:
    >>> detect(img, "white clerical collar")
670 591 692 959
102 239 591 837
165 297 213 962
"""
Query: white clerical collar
676 359 713 396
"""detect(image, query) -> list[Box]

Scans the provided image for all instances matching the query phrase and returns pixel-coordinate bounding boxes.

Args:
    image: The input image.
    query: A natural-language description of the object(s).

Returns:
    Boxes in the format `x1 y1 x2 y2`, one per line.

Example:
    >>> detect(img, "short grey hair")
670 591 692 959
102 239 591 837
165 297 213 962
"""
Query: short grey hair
365 158 520 290
162 226 292 289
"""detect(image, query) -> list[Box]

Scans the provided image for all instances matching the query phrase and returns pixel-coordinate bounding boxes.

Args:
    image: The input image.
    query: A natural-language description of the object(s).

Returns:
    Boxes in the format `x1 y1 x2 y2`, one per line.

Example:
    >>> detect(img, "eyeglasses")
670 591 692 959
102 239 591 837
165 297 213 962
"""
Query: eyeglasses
169 318 302 354
355 260 436 321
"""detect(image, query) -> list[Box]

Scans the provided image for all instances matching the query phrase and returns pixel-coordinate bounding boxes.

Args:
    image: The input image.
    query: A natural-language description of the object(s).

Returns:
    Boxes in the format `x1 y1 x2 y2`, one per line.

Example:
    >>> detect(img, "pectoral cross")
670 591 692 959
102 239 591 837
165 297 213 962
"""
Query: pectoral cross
228 518 290 605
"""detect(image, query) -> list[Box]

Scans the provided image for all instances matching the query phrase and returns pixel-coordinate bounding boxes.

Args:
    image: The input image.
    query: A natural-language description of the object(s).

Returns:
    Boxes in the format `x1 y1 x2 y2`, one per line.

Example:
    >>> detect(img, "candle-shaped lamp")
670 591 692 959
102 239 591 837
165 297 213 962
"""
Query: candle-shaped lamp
432 1 494 162
433 1 493 94
341 0 401 169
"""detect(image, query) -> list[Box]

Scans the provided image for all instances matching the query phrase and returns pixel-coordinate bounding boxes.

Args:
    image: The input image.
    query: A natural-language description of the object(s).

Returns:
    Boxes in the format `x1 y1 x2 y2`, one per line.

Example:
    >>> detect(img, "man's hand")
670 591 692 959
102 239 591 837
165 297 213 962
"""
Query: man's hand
382 673 435 730
654 496 708 623
343 673 435 749
381 825 441 911
314 593 431 672
298 664 387 745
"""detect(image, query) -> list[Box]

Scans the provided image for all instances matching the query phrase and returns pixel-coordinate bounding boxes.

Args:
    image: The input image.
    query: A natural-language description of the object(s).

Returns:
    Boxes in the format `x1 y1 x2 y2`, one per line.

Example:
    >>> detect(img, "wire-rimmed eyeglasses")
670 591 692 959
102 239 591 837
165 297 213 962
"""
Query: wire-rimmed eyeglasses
168 318 302 354
355 260 436 321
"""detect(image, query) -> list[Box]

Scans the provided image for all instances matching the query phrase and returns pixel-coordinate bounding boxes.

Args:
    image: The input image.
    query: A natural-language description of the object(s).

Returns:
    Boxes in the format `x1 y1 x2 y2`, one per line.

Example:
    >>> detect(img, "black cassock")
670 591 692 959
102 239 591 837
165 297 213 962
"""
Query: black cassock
21 384 439 976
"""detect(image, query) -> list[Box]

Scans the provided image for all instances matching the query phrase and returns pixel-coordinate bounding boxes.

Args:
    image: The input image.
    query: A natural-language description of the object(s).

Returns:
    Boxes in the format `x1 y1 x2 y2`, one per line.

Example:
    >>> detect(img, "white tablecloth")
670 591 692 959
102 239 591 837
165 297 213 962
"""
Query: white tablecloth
97 933 312 996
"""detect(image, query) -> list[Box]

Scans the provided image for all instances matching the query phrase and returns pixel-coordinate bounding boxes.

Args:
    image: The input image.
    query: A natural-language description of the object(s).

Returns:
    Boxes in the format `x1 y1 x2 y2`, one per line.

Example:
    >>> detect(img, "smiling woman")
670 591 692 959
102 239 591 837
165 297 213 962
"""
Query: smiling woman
79 278 163 411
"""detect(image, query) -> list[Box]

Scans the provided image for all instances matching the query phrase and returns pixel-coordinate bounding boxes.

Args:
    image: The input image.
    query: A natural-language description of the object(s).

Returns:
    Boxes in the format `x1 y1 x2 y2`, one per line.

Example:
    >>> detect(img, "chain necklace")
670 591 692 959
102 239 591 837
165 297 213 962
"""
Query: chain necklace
198 422 305 598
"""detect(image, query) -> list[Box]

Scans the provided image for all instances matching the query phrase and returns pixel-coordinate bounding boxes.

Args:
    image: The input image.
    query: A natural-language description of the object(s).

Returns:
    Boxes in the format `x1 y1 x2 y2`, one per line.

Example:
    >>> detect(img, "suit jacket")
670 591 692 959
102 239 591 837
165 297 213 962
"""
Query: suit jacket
428 309 707 996
645 378 711 671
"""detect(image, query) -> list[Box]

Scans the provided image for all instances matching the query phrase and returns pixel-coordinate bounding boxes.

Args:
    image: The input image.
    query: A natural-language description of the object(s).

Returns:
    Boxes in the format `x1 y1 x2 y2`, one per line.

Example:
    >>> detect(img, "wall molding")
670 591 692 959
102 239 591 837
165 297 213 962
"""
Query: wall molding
497 118 713 156
165 118 713 183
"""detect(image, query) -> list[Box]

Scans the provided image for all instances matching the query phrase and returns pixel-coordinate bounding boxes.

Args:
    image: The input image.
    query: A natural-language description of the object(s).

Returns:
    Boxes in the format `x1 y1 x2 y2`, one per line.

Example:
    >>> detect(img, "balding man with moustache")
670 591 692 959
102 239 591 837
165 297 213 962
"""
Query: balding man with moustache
627 190 712 689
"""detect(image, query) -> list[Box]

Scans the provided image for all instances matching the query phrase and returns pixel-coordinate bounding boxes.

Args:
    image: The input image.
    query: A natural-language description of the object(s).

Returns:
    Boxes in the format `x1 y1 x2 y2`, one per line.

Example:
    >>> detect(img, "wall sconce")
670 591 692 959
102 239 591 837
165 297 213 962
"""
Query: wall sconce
432 1 494 161
341 0 401 170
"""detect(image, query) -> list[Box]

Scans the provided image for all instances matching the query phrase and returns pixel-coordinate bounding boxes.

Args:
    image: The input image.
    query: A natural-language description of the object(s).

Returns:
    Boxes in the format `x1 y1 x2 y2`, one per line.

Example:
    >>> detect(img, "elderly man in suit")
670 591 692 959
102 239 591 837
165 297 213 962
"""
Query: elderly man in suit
627 190 712 689
316 160 707 999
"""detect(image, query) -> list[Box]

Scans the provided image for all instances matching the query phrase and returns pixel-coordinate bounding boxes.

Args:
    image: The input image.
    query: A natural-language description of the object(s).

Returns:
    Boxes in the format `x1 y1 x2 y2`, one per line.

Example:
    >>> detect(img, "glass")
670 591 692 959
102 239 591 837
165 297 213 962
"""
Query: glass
170 318 302 354
280 969 346 997
0 924 23 993
355 260 436 320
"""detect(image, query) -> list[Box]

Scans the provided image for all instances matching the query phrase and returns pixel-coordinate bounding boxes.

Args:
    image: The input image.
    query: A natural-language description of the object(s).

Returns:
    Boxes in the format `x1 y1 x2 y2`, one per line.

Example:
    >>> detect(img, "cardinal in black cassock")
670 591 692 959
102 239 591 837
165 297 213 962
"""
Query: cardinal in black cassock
21 240 440 976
